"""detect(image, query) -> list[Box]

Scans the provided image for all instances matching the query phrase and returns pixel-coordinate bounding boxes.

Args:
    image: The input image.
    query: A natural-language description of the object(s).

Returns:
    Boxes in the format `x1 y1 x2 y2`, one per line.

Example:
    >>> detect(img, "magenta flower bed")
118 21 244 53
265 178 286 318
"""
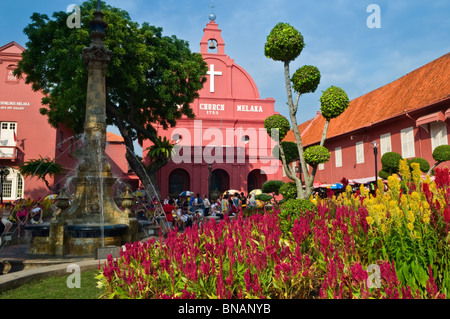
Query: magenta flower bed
97 168 450 299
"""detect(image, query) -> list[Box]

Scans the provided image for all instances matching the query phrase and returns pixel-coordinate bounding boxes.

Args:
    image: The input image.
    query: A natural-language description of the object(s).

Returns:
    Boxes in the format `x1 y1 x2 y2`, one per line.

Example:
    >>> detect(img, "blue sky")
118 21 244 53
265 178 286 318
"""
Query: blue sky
1 0 449 147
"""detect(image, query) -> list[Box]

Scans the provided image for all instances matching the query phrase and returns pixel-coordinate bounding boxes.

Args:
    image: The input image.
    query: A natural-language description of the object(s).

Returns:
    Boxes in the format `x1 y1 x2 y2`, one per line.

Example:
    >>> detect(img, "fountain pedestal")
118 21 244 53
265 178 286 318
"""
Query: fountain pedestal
27 3 139 257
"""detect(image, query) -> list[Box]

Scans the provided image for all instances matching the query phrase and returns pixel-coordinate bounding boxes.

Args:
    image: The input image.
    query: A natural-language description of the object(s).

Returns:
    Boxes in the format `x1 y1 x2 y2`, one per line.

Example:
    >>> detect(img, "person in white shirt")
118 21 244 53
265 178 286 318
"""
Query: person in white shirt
203 194 211 216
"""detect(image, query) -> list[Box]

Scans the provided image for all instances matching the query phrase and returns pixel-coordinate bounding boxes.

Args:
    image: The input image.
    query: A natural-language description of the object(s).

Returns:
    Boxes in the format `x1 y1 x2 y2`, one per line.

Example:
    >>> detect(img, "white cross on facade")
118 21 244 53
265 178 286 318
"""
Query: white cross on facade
207 64 222 93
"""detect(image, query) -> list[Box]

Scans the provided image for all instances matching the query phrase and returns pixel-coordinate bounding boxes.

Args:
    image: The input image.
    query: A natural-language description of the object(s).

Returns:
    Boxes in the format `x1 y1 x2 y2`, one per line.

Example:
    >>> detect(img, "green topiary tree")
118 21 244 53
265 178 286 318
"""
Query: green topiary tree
304 145 330 166
407 157 430 173
428 145 450 175
272 141 299 164
262 180 284 195
264 22 349 199
380 152 403 174
279 182 297 201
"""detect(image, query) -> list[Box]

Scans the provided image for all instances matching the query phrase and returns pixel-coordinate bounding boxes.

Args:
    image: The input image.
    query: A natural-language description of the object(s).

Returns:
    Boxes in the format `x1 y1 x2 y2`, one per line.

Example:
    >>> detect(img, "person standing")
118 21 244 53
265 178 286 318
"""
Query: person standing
162 199 177 231
16 205 29 237
240 192 247 211
202 194 211 217
1 203 13 235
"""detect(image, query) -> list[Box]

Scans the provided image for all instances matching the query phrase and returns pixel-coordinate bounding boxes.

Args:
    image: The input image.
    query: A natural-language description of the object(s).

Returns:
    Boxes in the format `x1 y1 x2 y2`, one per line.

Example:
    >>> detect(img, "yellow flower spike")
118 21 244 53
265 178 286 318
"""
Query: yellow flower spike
366 216 374 226
411 163 421 187
399 159 411 182
360 184 366 197
377 178 384 190
346 184 352 194
423 214 430 224
407 222 414 231
411 191 420 201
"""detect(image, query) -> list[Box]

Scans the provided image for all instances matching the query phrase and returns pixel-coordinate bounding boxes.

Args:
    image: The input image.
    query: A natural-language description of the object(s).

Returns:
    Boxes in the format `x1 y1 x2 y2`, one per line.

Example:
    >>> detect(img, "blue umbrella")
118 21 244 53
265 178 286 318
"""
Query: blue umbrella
330 183 343 190
179 191 194 197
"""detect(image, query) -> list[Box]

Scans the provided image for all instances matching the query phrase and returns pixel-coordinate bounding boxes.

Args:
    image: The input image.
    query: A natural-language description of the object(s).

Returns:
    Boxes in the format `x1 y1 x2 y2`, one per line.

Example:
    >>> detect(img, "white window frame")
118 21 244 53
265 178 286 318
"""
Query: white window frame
380 133 392 156
335 147 342 168
430 121 448 152
318 163 324 170
400 127 415 158
356 141 364 164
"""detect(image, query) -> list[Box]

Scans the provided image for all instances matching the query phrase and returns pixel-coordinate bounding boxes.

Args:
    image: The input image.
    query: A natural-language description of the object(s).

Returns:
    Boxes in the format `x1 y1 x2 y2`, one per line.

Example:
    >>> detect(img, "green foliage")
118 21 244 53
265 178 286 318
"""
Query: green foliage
19 157 65 191
262 180 284 195
380 152 403 174
255 193 273 202
279 198 316 235
304 145 330 166
378 169 391 180
272 141 299 163
320 86 350 121
291 65 321 95
264 114 291 140
145 136 174 164
264 22 305 63
407 157 430 173
15 2 206 144
15 0 208 196
432 145 450 163
279 182 297 200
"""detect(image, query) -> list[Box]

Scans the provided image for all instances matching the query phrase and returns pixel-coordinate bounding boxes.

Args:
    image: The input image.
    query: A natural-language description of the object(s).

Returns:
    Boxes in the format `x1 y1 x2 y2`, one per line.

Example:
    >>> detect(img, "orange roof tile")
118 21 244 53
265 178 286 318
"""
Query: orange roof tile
285 52 450 145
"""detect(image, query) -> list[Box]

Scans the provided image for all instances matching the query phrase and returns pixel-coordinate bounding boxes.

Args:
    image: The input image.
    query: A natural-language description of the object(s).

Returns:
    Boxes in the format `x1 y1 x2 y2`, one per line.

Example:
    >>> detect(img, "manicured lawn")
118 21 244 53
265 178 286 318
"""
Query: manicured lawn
0 270 102 299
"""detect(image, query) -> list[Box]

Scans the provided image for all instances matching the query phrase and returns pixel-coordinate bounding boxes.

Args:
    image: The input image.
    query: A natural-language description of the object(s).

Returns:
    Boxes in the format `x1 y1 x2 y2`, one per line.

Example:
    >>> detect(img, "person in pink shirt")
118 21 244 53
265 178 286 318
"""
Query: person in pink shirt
15 205 28 237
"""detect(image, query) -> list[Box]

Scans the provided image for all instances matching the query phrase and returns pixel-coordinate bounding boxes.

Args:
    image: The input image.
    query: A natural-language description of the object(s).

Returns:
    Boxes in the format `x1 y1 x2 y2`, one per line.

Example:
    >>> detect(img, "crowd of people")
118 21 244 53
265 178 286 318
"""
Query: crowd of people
1 199 45 238
133 191 260 233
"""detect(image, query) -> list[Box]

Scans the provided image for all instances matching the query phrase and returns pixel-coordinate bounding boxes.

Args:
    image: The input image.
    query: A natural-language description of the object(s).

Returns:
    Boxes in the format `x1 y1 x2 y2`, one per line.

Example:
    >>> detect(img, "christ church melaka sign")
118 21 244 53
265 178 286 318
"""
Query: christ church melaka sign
0 101 30 111
236 104 264 113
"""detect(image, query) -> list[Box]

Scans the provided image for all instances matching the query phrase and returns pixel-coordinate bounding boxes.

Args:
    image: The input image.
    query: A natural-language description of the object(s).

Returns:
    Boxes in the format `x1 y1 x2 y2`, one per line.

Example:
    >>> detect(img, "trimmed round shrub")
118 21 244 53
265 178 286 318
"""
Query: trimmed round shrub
291 65 321 94
304 145 330 166
272 141 299 164
264 114 291 140
320 86 350 121
378 169 391 179
407 157 430 173
264 22 305 62
432 145 450 163
255 193 273 202
381 152 403 173
262 180 284 195
279 182 297 200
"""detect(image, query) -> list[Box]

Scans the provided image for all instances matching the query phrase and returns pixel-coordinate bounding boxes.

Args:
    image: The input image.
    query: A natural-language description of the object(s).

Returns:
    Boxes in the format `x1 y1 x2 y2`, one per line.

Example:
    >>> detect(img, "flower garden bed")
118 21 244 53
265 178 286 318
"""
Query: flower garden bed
97 163 450 299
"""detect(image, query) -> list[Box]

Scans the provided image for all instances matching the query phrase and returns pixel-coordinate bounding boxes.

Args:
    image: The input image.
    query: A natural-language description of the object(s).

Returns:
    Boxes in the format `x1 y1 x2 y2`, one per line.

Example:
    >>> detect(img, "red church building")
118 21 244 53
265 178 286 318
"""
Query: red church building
284 52 450 186
145 17 283 198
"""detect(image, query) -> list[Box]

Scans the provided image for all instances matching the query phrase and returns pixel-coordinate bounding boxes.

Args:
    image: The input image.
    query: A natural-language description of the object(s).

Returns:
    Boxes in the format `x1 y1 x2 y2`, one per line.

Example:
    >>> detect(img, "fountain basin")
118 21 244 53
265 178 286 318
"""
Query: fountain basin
25 223 130 257
65 224 128 238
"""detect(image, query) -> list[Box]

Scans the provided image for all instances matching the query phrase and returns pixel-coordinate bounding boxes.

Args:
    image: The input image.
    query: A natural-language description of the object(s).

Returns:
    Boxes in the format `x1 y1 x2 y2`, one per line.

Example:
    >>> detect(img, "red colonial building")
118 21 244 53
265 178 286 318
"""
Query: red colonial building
0 41 136 201
284 52 450 185
145 17 283 198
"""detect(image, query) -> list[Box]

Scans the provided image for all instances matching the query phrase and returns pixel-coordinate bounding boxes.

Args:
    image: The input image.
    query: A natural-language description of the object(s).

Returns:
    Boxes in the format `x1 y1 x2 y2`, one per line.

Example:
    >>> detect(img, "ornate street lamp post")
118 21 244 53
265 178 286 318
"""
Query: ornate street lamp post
372 141 379 188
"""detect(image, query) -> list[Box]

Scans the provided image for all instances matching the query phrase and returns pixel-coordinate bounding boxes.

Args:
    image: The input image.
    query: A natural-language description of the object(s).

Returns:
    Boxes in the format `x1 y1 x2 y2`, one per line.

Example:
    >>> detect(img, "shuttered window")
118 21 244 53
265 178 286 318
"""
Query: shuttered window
400 127 415 158
356 141 364 164
335 147 342 168
430 121 448 152
380 133 392 156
